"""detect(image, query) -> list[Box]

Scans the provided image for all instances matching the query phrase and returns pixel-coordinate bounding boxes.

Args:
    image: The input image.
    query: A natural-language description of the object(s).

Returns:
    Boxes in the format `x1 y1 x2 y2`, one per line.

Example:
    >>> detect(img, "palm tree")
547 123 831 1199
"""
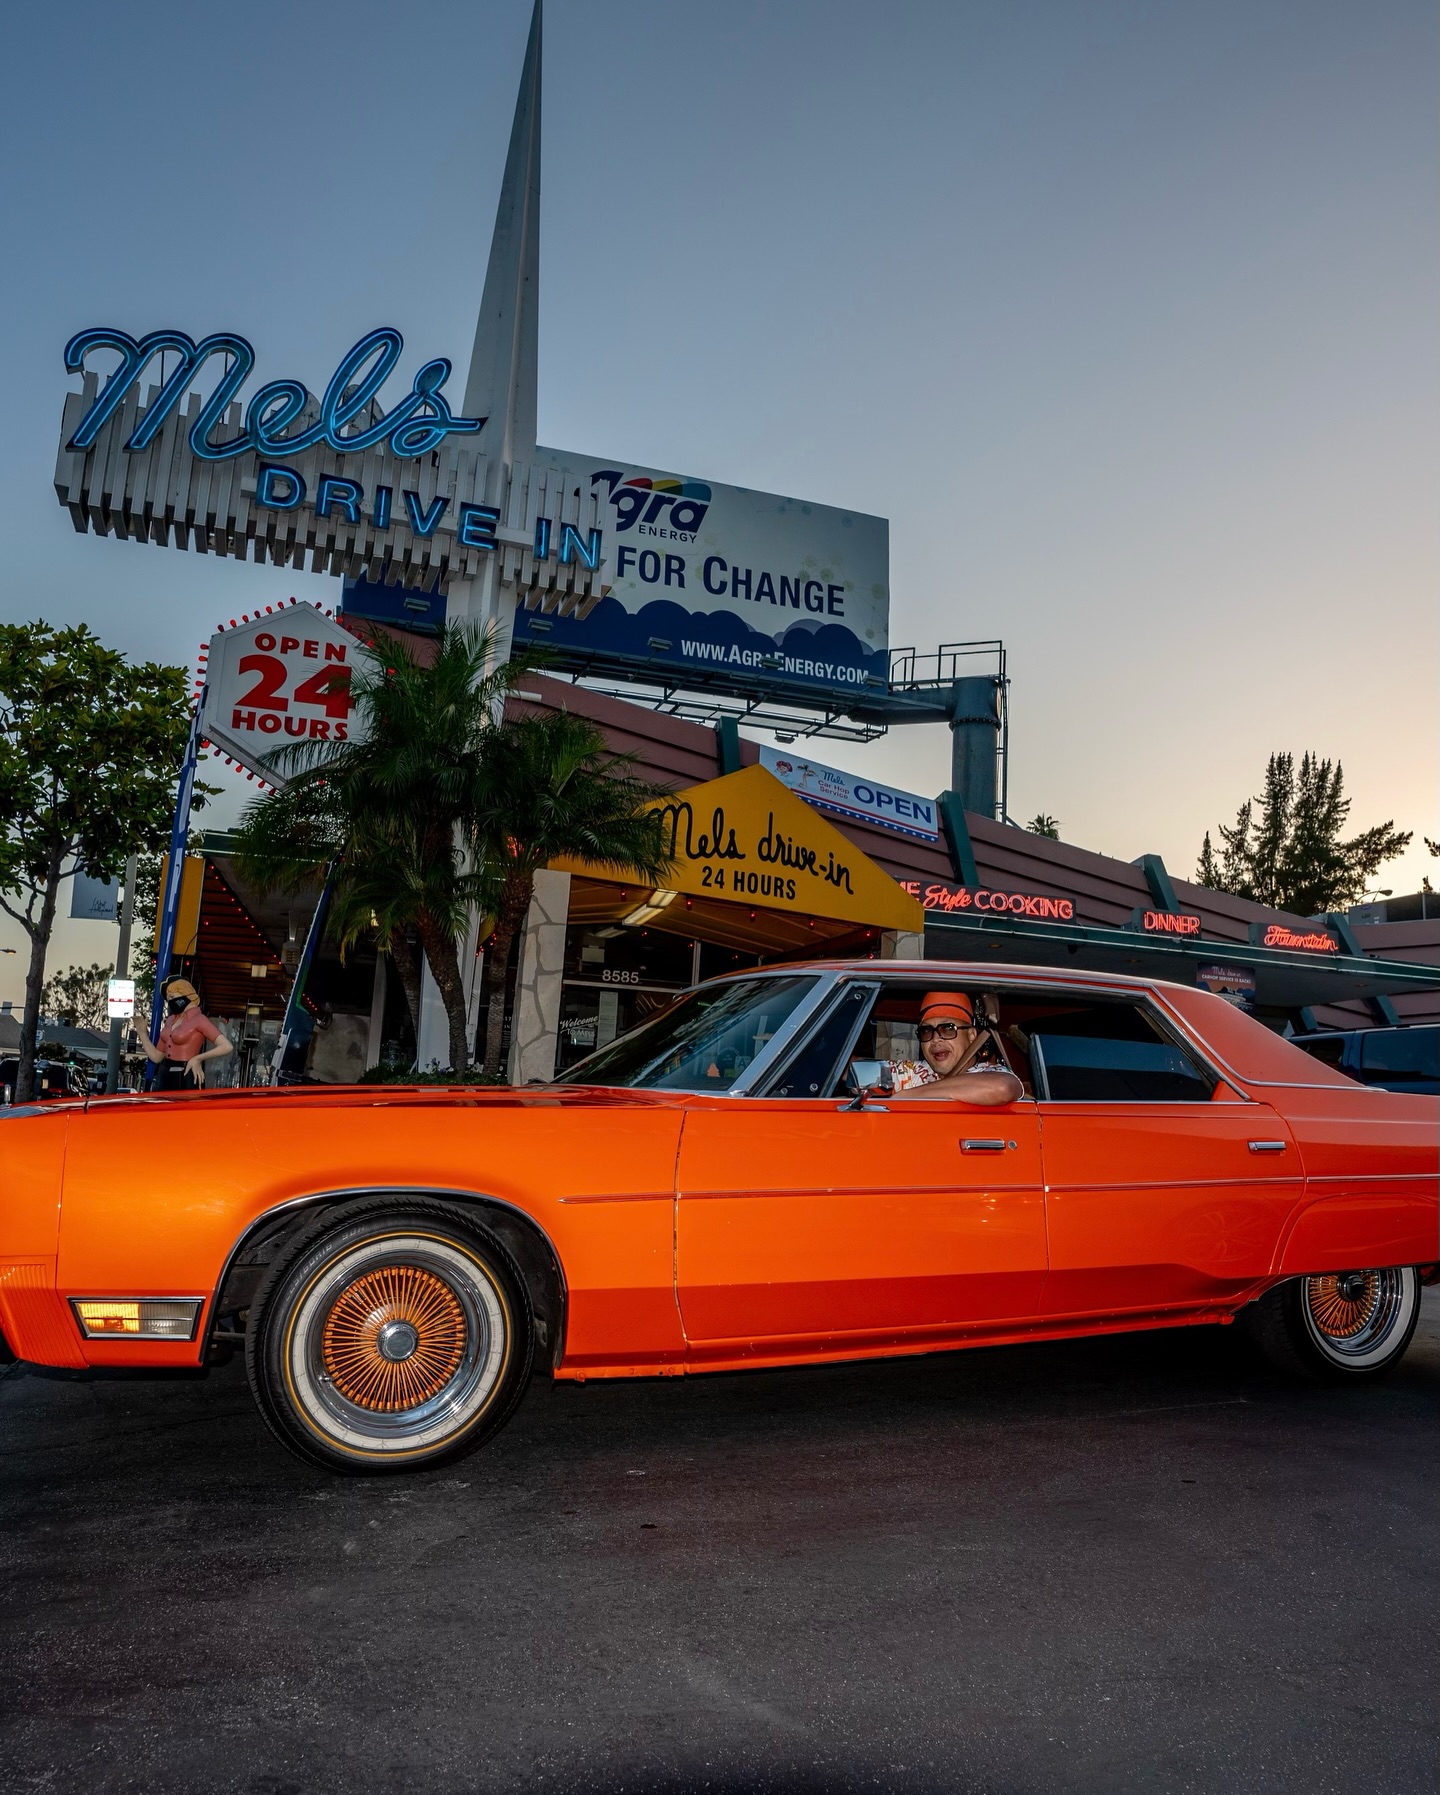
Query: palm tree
234 624 517 1071
471 709 674 1079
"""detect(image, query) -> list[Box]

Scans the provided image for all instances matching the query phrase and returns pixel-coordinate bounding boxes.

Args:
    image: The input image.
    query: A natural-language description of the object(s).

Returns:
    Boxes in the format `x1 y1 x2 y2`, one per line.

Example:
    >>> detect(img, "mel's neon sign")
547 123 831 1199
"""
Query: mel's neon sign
63 326 485 463
902 879 1075 921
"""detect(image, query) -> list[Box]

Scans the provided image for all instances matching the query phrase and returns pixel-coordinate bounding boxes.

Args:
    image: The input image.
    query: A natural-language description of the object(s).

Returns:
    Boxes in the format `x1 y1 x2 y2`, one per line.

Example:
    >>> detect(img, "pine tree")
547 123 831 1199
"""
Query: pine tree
1197 752 1411 914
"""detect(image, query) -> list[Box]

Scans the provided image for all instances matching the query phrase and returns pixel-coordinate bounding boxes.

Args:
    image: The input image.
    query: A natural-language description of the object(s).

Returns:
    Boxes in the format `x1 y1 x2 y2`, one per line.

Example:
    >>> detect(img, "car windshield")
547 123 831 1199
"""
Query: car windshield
557 976 817 1091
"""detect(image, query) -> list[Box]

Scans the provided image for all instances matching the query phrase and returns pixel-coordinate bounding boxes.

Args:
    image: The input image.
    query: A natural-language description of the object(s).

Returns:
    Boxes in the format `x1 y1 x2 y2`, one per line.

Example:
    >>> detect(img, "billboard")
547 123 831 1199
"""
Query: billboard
512 451 890 701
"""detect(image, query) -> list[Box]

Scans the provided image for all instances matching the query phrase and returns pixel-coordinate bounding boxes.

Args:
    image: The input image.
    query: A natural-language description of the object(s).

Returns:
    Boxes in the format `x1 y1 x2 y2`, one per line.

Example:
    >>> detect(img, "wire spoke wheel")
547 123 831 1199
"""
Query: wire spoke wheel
1302 1269 1410 1365
249 1203 535 1472
1244 1265 1421 1381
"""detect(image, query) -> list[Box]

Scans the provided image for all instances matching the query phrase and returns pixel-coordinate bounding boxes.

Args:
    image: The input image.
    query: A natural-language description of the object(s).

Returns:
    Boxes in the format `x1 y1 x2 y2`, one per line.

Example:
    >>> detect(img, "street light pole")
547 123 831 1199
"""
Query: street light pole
105 852 138 1094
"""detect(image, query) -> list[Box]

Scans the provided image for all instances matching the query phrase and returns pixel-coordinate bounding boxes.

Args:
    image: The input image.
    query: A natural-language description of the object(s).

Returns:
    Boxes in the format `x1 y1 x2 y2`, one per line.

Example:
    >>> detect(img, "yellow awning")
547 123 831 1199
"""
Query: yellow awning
553 764 923 935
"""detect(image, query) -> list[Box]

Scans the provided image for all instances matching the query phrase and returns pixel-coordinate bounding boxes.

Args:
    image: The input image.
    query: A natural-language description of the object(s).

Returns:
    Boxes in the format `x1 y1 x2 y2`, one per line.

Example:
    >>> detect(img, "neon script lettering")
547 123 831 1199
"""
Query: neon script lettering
64 327 486 463
903 880 1076 921
1262 924 1338 953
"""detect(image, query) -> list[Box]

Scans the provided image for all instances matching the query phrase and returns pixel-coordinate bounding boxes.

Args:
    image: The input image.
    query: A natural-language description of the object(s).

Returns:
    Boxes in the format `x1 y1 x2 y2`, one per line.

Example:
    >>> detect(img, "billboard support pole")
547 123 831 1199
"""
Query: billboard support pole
146 690 207 1086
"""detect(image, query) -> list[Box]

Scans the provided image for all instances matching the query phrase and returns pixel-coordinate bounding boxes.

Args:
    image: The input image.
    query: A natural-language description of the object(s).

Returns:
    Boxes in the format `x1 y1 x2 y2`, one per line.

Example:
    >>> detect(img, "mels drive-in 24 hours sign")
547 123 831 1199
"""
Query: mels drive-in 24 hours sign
513 452 890 698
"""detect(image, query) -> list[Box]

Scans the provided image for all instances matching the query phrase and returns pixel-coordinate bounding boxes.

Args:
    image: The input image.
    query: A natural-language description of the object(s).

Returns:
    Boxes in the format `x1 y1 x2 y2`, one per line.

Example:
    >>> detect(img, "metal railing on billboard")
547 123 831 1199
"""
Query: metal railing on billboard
537 637 1010 818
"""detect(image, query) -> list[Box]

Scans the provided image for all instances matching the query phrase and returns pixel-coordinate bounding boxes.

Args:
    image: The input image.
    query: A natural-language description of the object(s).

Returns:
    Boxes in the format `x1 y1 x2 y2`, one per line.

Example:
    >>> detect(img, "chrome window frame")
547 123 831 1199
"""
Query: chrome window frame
707 965 1239 1101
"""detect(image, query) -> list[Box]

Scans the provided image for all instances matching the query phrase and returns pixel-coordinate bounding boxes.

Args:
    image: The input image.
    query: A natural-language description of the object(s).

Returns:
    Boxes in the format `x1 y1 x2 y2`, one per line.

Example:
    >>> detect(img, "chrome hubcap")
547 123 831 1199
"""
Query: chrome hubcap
377 1319 420 1362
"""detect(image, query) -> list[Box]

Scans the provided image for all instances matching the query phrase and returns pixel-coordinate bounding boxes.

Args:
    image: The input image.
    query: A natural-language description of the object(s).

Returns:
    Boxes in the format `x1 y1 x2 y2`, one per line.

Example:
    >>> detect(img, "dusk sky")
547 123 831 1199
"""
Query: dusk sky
2 0 1435 993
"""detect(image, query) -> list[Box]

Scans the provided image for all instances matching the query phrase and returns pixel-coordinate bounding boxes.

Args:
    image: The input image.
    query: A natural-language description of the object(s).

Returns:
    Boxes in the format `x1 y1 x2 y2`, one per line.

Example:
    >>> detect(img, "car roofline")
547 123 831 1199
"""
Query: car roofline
703 959 1198 997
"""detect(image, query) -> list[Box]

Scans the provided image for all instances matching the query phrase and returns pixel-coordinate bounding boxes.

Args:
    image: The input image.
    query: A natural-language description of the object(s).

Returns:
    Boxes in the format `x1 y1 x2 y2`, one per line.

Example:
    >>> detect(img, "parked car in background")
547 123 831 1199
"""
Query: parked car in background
1293 1025 1440 1097
0 1057 88 1105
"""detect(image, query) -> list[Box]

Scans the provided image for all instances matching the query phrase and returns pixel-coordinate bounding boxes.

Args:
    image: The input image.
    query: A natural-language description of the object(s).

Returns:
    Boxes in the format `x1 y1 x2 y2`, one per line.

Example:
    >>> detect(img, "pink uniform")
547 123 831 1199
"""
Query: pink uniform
158 1009 220 1062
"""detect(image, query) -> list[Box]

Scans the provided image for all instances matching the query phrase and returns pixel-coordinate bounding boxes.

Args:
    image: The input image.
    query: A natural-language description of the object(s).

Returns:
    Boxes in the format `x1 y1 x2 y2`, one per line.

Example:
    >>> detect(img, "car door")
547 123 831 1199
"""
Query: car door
1030 995 1303 1318
675 983 1046 1360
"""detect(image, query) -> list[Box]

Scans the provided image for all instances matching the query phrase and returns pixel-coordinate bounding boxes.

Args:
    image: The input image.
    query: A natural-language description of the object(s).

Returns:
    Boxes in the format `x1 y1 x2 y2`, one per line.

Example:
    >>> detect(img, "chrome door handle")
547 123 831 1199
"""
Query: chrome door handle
961 1138 1008 1153
1248 1140 1287 1153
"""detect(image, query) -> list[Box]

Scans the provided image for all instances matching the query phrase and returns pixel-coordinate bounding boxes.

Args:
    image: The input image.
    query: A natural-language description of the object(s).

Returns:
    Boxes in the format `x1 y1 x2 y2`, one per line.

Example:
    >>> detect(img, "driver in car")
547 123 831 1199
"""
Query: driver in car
889 991 1023 1106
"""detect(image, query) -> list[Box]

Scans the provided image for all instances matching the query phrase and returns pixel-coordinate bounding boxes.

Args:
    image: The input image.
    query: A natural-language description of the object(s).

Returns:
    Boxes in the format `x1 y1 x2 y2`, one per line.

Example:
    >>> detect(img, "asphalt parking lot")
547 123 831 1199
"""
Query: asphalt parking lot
2 1296 1436 1795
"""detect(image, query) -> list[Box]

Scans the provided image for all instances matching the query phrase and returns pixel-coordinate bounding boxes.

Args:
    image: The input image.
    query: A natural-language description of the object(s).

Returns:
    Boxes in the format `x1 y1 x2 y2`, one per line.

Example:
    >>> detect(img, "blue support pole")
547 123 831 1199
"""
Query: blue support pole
273 864 338 1078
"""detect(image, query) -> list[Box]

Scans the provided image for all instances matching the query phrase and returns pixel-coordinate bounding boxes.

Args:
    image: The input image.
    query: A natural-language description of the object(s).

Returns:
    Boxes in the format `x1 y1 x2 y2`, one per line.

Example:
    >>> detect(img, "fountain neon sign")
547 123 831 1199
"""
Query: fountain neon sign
63 326 485 463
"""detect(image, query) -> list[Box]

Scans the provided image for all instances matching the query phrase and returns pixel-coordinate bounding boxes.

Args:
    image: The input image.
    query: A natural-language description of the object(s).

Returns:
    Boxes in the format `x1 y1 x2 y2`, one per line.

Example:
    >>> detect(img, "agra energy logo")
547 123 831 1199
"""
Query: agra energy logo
591 468 712 539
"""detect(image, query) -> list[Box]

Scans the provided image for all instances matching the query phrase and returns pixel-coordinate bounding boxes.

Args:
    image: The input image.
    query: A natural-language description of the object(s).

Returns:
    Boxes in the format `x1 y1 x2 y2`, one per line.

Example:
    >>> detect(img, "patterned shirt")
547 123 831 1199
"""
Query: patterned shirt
887 1058 1000 1092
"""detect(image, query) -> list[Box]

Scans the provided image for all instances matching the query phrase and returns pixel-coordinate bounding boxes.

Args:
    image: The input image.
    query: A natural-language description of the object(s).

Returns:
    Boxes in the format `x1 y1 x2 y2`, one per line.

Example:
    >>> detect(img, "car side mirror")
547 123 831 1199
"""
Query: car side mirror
843 1060 894 1108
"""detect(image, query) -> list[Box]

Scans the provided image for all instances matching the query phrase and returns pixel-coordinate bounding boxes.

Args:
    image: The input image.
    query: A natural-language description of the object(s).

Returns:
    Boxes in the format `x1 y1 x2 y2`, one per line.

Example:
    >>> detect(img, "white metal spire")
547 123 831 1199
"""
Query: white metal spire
463 0 542 467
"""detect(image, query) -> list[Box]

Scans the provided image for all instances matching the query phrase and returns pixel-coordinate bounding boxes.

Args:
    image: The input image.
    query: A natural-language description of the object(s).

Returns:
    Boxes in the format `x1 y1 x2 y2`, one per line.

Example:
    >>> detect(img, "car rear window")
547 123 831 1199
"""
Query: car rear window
1032 1033 1214 1103
1360 1027 1440 1079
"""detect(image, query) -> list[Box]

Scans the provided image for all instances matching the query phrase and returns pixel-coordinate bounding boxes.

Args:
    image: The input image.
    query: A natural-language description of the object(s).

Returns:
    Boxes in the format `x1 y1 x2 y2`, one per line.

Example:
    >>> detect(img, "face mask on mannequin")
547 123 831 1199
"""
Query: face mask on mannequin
166 995 191 1016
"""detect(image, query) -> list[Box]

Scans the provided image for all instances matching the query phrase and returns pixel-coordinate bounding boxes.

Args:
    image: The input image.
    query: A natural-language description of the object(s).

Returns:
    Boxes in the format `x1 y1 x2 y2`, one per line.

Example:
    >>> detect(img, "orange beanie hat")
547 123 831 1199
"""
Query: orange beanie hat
920 991 974 1026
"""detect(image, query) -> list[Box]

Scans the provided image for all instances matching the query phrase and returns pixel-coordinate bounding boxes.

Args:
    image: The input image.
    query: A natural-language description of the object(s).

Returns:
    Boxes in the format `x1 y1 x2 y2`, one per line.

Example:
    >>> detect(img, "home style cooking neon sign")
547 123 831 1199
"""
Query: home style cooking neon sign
63 327 485 463
901 879 1075 921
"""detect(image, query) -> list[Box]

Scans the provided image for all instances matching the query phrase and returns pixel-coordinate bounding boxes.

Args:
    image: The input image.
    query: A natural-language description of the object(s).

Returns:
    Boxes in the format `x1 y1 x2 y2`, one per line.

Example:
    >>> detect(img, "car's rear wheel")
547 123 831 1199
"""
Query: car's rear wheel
1244 1267 1421 1380
247 1198 533 1473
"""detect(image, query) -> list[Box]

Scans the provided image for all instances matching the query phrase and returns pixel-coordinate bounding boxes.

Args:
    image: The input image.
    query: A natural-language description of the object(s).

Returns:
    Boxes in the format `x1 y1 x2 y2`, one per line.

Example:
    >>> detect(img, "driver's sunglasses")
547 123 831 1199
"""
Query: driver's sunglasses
918 1020 972 1042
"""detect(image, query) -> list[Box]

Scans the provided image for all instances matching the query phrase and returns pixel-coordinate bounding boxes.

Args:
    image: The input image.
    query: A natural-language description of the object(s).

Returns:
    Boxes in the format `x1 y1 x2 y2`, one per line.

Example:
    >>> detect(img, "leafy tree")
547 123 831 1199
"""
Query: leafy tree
470 709 674 1078
41 961 110 1031
0 623 200 1103
1026 814 1060 840
234 624 519 1072
1196 751 1411 915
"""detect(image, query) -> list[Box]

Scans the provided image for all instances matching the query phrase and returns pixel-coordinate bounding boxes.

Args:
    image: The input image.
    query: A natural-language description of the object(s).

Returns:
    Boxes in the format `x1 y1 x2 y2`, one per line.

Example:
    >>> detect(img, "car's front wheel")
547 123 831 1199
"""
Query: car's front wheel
247 1198 534 1473
1244 1267 1421 1380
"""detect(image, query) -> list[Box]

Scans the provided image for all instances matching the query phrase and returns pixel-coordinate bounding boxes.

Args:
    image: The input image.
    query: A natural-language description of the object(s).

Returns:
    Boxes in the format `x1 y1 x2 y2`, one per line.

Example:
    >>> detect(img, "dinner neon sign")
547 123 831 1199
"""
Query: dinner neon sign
1140 909 1202 936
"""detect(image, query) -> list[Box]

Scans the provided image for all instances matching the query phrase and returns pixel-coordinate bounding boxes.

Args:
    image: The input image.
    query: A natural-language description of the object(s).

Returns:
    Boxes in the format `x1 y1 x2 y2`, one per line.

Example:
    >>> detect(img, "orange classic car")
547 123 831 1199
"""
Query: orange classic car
1 962 1435 1474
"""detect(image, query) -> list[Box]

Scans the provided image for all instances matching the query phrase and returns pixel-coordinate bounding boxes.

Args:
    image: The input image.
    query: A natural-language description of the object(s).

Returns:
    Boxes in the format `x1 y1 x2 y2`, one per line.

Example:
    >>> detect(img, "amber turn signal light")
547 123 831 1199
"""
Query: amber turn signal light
70 1299 202 1341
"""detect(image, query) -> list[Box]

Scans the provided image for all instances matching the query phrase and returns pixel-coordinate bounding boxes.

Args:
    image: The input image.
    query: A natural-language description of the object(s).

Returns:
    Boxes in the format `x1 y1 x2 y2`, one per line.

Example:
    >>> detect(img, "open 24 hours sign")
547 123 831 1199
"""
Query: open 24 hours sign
199 601 361 787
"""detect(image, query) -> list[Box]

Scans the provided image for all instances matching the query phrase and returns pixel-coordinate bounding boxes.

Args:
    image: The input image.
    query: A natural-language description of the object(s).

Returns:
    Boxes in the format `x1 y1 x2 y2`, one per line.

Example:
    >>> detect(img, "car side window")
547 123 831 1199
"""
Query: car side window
763 983 879 1098
1026 1000 1215 1103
